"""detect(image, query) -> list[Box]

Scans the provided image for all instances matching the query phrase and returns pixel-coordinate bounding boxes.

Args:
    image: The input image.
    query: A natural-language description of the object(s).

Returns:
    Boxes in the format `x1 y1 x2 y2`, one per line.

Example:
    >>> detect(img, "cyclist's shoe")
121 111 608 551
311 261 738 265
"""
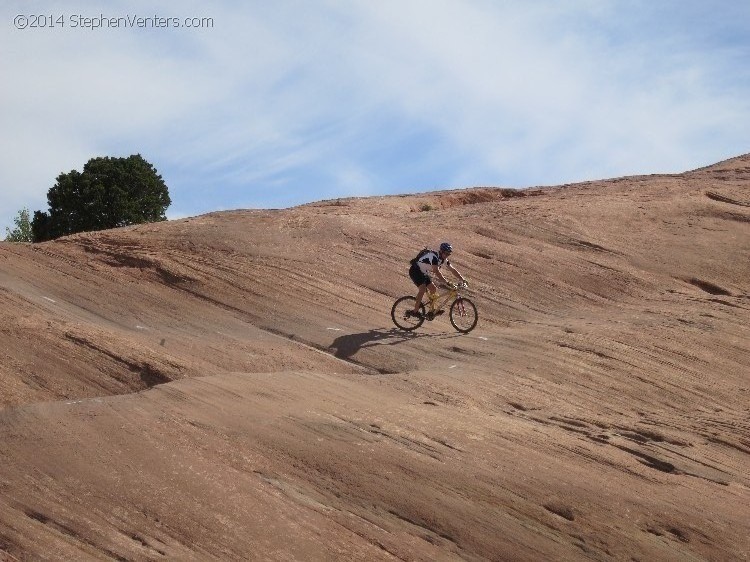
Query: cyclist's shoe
434 309 444 317
405 310 423 319
426 311 434 321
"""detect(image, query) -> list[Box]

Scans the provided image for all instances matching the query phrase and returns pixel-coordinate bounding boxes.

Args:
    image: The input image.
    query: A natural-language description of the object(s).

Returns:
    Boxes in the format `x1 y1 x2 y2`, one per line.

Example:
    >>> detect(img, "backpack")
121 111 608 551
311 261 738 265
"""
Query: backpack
410 247 432 266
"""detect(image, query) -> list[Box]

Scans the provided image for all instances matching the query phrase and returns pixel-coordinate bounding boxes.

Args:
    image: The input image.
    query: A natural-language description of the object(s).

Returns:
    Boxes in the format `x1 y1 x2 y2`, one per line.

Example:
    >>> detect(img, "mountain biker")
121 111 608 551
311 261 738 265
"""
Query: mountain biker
408 242 466 318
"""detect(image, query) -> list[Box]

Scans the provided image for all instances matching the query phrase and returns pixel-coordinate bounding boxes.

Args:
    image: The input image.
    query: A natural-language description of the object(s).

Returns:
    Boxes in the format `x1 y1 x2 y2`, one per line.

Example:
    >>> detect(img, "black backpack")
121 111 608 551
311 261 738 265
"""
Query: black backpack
410 247 432 266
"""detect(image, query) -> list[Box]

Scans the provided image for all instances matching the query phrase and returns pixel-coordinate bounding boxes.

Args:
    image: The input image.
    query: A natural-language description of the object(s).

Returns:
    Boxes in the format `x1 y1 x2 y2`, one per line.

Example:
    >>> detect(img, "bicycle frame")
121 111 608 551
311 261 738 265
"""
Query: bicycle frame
425 284 462 313
391 281 476 333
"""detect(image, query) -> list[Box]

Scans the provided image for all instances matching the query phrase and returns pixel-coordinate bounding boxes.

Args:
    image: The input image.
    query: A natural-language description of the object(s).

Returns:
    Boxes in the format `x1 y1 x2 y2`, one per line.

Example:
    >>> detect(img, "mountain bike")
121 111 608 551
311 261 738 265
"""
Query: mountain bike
391 281 478 333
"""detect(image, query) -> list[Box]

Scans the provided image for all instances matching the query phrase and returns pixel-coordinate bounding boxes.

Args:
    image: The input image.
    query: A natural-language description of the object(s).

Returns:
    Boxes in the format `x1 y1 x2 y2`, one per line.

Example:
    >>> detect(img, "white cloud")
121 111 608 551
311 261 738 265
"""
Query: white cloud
2 1 749 234
339 1 749 185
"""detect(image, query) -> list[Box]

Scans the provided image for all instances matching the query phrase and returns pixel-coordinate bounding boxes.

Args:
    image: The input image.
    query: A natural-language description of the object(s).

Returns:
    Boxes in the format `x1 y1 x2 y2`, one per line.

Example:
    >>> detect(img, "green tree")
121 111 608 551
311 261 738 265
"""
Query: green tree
32 154 171 242
4 208 33 242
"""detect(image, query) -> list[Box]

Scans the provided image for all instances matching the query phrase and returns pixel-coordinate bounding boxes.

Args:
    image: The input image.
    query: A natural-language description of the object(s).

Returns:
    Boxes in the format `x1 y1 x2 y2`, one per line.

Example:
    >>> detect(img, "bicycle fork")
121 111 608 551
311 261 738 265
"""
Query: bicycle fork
455 298 466 316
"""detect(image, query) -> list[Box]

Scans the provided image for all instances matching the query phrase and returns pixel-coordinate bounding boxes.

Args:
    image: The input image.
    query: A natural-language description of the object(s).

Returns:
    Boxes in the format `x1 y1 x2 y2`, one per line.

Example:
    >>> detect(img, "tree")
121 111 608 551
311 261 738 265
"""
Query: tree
32 154 171 242
4 208 33 242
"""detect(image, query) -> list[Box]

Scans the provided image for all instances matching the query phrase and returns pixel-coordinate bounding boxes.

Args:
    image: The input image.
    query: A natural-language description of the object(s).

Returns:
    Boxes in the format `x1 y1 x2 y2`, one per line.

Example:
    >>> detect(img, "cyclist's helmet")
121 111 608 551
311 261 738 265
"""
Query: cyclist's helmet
439 242 453 254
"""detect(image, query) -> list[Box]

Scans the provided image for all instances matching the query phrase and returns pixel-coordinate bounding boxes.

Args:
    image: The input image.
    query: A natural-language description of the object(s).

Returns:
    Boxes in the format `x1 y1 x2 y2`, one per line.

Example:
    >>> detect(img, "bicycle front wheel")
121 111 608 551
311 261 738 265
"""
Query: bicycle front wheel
391 296 426 331
450 297 478 333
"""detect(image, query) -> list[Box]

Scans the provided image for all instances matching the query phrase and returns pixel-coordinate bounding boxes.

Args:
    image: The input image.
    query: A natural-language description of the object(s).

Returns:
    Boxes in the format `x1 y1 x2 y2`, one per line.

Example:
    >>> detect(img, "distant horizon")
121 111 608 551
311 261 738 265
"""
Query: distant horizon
3 2 749 234
4 150 748 229
170 150 750 219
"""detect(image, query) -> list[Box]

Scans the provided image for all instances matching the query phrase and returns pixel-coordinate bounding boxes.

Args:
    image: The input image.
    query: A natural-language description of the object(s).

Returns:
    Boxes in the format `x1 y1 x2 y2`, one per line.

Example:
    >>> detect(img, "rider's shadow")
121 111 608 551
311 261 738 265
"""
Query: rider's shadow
328 328 428 360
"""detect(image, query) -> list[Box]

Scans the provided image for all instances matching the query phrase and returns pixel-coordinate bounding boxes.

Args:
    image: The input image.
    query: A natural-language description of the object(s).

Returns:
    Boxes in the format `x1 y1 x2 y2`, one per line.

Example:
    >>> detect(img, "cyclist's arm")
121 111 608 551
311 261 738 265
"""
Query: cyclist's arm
430 265 450 284
445 263 466 283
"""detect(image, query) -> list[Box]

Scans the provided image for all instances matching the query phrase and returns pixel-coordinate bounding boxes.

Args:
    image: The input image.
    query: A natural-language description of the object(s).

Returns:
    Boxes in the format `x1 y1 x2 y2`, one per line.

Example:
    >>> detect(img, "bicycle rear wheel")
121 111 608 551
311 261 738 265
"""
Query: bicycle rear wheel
391 296 426 331
450 297 478 333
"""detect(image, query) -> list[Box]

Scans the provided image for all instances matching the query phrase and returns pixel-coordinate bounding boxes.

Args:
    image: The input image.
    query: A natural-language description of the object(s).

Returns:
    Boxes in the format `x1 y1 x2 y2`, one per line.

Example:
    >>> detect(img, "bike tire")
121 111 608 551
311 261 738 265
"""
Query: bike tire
450 297 478 333
391 296 426 331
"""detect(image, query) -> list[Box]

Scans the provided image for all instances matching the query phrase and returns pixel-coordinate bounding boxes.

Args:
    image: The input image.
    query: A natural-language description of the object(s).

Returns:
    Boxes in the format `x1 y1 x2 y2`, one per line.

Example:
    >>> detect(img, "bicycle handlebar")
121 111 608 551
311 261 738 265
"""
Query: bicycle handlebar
441 280 469 290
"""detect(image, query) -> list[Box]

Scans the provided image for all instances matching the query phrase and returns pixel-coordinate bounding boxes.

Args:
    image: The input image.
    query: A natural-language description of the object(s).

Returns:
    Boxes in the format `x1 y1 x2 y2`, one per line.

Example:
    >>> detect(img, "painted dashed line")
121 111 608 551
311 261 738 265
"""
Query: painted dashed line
135 325 149 330
449 365 457 369
327 328 343 331
42 296 56 303
478 336 488 341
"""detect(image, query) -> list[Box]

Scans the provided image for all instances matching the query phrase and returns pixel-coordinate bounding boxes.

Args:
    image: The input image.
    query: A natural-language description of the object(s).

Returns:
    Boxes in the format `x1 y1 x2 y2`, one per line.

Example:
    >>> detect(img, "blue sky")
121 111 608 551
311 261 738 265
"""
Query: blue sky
2 1 749 235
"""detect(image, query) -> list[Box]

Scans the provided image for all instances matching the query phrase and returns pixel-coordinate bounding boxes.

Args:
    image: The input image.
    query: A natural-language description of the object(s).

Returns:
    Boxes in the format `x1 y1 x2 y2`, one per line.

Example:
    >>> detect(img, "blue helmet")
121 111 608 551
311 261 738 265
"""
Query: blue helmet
439 242 453 254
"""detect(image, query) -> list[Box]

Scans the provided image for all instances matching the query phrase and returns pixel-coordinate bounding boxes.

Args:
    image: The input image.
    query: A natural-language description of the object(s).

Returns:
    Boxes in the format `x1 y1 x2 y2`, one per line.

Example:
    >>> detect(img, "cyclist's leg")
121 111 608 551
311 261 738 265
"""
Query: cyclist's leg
426 281 437 297
413 284 427 313
409 264 431 314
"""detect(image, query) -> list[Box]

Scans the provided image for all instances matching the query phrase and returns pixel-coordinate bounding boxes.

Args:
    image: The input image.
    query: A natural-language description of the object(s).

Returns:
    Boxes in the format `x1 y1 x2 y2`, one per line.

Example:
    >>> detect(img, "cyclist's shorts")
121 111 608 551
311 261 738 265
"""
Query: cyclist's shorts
409 263 431 287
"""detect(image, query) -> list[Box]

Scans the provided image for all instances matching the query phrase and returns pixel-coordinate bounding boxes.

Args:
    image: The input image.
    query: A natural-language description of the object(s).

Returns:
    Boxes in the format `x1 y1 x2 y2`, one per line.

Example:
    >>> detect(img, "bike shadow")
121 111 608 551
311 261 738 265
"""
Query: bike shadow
329 327 432 360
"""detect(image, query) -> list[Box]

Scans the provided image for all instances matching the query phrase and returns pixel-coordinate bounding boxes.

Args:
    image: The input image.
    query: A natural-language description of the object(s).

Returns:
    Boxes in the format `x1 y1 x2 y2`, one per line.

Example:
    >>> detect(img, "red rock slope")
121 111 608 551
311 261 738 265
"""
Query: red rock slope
0 155 748 560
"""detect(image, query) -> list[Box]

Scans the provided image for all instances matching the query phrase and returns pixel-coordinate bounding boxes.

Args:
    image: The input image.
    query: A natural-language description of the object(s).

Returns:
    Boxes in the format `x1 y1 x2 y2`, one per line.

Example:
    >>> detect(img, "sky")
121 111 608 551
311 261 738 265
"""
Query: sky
2 0 749 236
